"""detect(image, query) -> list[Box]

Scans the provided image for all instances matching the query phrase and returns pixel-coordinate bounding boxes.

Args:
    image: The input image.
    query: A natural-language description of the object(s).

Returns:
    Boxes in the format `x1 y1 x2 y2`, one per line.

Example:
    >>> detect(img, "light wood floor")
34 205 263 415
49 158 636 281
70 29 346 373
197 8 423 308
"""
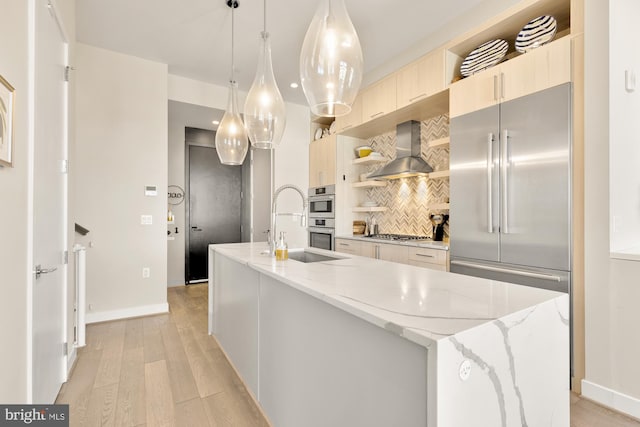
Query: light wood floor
56 284 268 427
57 284 640 427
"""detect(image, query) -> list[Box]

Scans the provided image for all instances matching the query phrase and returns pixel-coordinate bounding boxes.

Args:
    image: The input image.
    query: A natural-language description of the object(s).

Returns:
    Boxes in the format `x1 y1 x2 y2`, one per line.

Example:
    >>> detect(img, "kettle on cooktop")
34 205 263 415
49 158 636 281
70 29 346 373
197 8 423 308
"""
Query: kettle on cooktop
429 214 449 242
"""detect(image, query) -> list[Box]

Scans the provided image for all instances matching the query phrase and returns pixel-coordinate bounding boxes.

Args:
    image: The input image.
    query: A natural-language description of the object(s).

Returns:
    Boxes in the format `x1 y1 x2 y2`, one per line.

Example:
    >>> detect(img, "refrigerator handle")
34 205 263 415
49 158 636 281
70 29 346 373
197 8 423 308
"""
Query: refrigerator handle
501 129 510 234
487 133 494 233
450 260 563 282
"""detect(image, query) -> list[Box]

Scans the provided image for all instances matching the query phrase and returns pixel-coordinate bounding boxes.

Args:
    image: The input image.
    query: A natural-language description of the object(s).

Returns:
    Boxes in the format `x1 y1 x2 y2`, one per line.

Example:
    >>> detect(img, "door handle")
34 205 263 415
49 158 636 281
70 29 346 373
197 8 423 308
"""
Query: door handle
487 133 494 234
450 260 562 282
191 226 203 232
501 129 510 234
34 264 57 279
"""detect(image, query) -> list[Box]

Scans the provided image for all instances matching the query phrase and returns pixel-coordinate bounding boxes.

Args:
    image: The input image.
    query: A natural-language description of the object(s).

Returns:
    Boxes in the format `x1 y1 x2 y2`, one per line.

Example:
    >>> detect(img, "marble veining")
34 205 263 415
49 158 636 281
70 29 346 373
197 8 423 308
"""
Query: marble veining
449 336 508 427
495 318 530 427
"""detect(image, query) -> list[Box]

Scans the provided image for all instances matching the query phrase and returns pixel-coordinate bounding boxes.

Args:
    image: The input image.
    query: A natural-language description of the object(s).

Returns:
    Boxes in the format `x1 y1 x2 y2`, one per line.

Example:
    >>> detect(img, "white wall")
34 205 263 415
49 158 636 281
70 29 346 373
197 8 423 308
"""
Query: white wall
609 0 640 254
583 0 640 417
0 0 31 404
272 102 310 249
75 44 168 321
167 76 310 279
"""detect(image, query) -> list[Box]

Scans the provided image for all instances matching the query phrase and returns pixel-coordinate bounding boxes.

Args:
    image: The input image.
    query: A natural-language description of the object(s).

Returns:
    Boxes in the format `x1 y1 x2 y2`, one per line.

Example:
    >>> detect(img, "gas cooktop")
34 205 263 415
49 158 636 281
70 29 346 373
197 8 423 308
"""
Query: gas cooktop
366 233 432 241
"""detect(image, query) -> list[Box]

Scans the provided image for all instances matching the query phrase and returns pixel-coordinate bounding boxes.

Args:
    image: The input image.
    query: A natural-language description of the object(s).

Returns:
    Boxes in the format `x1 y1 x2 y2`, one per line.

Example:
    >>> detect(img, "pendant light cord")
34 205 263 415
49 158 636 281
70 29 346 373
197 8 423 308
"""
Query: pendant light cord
231 4 235 83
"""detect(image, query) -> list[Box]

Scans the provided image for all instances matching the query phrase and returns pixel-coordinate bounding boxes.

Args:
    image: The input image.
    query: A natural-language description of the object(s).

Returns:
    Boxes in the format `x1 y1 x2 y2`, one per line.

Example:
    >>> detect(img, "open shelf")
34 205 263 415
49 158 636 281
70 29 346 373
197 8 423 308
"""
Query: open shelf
427 137 450 149
353 206 388 213
428 170 450 179
352 156 387 166
429 203 450 210
351 181 388 188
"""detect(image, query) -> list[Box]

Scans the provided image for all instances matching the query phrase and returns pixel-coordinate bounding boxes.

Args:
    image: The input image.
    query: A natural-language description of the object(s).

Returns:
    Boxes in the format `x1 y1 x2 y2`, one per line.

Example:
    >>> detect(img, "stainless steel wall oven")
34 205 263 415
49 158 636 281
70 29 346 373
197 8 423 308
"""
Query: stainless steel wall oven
308 185 335 251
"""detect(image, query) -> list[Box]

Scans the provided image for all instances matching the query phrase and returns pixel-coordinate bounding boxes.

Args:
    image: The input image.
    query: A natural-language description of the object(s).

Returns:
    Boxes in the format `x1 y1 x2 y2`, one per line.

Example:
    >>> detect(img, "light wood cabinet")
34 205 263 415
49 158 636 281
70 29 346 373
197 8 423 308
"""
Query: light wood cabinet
450 37 572 118
334 93 363 133
449 66 499 118
407 247 449 271
335 238 449 271
309 134 337 187
362 74 397 122
500 36 571 103
335 238 362 255
396 50 445 109
378 244 409 264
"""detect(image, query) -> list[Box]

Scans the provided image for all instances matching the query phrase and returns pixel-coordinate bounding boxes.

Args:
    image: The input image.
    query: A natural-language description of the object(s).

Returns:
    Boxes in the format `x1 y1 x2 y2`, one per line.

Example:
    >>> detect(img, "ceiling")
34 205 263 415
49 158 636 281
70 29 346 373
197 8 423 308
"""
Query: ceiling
76 0 486 106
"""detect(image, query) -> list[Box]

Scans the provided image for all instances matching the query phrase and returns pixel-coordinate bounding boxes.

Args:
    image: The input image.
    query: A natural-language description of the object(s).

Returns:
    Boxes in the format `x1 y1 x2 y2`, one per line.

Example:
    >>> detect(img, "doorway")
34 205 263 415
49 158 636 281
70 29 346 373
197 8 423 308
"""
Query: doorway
32 0 68 403
185 128 242 283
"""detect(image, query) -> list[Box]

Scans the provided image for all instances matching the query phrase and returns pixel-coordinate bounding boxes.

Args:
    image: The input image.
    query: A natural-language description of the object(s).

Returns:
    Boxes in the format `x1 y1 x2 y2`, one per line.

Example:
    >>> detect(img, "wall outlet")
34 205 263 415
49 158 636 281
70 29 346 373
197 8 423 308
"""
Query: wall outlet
142 267 150 278
141 215 153 225
459 359 471 381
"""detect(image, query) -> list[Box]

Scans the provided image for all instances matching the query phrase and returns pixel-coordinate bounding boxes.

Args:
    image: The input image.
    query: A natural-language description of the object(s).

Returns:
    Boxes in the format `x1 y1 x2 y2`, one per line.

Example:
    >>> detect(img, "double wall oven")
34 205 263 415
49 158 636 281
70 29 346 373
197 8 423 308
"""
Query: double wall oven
308 185 335 251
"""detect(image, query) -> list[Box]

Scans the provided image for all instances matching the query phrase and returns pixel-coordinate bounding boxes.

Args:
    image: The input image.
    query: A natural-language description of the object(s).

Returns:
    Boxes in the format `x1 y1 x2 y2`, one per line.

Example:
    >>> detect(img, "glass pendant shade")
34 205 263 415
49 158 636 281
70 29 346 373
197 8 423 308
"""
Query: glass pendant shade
299 0 363 117
215 81 249 165
244 32 286 149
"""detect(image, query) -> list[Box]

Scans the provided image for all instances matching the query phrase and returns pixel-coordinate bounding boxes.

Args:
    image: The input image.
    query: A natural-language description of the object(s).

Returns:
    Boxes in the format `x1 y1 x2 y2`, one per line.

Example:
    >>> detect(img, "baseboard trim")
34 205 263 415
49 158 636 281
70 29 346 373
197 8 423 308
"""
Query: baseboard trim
66 346 77 378
86 303 169 324
582 379 640 420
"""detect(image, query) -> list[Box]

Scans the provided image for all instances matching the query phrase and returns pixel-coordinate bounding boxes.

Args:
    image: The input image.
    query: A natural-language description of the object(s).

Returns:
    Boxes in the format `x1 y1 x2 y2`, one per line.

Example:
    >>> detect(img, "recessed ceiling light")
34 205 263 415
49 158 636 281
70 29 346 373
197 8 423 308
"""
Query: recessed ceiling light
212 120 220 125
290 82 299 89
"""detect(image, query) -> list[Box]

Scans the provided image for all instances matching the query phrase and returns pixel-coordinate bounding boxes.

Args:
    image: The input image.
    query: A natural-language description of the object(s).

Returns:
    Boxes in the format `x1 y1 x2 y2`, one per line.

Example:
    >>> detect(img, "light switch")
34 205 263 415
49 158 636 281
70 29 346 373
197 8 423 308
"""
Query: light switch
145 185 158 196
625 70 636 93
141 215 153 225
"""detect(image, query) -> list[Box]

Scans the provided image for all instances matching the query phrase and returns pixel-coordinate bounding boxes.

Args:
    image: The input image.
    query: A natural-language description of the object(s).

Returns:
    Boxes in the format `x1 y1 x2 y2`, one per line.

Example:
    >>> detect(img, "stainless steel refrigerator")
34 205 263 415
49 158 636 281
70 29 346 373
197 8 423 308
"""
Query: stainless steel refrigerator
449 83 572 293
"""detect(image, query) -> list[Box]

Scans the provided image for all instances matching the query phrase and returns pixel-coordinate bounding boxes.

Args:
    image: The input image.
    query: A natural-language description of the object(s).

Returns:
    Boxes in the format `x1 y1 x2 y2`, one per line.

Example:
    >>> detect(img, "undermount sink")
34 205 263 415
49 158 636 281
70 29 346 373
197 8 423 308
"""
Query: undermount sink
288 250 343 263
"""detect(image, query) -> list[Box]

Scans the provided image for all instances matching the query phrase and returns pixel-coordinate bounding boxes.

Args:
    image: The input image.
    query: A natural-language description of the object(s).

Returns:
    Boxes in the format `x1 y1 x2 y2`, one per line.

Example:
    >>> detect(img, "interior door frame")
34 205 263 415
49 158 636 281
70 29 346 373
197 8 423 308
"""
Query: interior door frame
184 131 217 284
27 0 71 401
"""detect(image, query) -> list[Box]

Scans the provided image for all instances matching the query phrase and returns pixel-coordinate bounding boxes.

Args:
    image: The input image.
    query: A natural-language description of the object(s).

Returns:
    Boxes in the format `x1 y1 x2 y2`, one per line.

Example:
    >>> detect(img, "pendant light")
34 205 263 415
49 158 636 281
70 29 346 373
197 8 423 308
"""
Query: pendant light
244 0 286 149
299 0 363 117
215 0 249 165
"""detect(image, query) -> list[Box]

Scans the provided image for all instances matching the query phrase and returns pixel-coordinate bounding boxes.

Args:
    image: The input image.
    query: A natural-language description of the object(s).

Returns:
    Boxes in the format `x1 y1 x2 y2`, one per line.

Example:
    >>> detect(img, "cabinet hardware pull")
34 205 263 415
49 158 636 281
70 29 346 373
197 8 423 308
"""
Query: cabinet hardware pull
371 112 384 118
416 253 434 258
409 93 427 102
500 72 505 99
339 243 349 246
493 75 498 101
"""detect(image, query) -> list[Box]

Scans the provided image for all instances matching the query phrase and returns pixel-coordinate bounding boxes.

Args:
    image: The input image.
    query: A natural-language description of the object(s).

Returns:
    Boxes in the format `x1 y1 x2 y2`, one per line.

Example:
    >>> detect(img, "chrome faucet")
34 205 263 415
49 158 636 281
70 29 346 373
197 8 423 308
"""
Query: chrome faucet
271 184 308 255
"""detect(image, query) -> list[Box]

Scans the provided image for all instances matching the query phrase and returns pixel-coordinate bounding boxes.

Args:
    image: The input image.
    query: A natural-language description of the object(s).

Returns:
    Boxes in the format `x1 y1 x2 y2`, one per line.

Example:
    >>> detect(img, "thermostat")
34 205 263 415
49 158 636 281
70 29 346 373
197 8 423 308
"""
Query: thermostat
145 185 158 196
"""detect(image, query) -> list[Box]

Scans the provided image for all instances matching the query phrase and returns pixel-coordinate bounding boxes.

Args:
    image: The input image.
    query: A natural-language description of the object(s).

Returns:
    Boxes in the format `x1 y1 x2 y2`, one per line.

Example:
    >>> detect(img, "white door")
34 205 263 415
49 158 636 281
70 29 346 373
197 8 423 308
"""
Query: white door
32 0 68 403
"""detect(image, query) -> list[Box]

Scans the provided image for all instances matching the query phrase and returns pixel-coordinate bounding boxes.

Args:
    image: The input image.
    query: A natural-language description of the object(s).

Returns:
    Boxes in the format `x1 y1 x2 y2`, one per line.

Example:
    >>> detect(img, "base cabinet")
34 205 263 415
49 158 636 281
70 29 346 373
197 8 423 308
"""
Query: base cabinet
336 238 448 271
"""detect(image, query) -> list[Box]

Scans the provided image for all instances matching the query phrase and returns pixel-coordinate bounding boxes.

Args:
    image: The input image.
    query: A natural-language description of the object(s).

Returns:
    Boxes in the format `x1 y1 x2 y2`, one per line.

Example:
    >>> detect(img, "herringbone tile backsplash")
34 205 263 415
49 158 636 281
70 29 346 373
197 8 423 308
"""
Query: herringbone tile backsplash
364 114 450 238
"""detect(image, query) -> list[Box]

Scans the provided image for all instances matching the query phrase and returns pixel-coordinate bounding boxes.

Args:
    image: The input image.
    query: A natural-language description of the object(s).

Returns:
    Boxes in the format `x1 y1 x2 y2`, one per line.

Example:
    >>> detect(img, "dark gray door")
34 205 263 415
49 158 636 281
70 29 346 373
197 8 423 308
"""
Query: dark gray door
188 144 242 282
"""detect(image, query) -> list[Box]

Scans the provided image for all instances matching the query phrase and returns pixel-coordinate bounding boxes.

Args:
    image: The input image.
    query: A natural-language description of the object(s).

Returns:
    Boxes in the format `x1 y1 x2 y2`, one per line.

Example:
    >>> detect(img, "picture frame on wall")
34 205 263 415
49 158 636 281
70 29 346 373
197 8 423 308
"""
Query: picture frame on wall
0 74 15 167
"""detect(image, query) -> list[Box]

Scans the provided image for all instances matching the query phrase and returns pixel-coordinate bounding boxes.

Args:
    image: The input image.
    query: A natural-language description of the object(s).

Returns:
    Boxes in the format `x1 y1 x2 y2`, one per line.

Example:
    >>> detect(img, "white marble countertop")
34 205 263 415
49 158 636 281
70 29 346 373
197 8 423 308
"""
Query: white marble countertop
210 243 567 349
335 234 449 251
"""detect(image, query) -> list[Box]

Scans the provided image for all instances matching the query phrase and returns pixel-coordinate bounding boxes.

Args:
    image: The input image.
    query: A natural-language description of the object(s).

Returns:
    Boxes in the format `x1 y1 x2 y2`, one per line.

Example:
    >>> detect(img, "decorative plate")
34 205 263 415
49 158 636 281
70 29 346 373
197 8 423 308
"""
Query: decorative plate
314 127 323 140
515 15 557 53
329 120 336 134
460 39 509 77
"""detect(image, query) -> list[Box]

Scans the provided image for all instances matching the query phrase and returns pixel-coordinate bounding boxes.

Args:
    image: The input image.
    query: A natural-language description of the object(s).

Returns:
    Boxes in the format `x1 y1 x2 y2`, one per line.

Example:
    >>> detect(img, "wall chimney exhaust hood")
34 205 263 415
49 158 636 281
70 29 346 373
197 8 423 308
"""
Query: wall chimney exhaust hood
367 121 433 180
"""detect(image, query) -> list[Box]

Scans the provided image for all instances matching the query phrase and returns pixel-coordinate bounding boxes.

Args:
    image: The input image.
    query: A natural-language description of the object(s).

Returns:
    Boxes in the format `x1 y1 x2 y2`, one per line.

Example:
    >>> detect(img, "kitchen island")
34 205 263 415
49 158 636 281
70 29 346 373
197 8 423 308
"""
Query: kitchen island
208 243 568 427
